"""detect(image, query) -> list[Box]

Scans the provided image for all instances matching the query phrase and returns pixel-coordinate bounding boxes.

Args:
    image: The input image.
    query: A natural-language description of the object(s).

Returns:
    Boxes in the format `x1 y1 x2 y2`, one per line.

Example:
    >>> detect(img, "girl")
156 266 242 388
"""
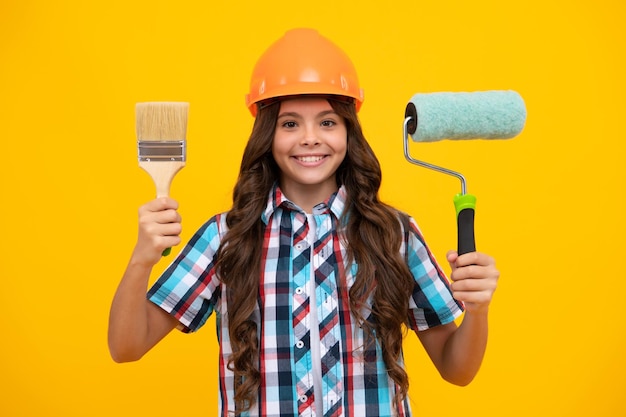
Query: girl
108 28 499 417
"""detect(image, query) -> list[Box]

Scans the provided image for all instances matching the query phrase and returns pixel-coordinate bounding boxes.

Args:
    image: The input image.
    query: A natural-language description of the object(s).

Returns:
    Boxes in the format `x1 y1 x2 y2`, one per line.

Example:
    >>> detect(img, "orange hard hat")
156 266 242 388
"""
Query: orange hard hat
245 28 364 116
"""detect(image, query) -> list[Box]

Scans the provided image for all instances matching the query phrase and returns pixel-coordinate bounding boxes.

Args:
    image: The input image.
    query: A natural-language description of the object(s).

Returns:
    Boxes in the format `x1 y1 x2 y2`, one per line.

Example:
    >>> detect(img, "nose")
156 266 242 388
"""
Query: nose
301 123 320 146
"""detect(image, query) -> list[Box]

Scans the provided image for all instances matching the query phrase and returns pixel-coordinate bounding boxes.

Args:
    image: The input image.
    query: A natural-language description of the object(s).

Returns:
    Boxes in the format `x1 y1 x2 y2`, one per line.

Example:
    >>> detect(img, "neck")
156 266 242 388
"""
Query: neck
279 182 338 212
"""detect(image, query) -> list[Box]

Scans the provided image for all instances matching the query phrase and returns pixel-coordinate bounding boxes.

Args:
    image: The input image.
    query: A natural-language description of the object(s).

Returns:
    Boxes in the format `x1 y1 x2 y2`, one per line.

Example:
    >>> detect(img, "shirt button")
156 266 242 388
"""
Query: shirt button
295 287 304 295
295 243 303 250
299 394 308 403
296 340 304 348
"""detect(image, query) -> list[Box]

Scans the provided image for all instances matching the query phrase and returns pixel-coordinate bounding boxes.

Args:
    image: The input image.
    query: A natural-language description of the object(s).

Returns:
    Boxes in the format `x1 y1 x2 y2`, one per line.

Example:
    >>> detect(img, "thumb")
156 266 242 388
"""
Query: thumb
446 250 459 274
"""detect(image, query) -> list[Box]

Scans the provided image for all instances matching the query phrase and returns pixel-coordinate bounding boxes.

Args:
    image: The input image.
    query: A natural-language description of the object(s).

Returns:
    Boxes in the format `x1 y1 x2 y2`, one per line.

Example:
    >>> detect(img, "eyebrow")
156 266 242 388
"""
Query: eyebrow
277 110 338 119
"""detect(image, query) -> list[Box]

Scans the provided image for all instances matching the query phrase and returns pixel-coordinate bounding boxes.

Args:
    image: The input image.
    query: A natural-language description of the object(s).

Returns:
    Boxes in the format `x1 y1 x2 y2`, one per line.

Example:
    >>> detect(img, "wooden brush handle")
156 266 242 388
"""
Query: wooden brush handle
139 160 185 256
139 160 185 197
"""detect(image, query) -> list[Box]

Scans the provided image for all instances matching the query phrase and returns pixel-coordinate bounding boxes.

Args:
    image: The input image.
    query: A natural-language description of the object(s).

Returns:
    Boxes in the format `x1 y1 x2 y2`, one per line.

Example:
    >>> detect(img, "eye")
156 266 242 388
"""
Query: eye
281 121 297 128
321 119 336 127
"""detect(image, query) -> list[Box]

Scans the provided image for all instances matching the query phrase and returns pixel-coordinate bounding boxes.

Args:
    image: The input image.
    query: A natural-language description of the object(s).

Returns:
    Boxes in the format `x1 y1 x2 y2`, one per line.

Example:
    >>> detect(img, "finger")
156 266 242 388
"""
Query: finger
450 264 483 281
133 233 182 265
446 250 459 273
140 214 181 235
452 263 500 284
451 289 495 307
158 234 182 249
139 206 181 227
141 197 179 213
137 223 182 249
451 275 498 292
159 222 182 237
446 250 458 264
152 208 182 225
454 251 495 268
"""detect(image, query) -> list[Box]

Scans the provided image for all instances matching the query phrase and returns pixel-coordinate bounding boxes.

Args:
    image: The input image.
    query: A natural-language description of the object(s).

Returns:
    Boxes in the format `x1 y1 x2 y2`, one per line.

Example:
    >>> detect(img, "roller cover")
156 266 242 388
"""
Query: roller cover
407 90 526 142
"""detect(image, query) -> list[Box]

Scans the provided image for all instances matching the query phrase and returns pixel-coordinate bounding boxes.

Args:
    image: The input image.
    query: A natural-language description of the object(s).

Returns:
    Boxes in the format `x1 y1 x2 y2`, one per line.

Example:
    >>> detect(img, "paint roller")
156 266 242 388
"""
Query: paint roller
403 90 526 255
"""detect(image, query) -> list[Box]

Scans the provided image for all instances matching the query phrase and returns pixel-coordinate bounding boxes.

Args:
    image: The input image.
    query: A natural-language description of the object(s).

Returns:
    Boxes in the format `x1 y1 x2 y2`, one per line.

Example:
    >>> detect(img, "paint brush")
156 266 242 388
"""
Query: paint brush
136 101 189 256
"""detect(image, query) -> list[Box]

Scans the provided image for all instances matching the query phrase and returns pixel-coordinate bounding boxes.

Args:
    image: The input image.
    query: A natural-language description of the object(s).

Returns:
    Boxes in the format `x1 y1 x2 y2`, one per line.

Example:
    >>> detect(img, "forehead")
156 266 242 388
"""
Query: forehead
278 96 333 113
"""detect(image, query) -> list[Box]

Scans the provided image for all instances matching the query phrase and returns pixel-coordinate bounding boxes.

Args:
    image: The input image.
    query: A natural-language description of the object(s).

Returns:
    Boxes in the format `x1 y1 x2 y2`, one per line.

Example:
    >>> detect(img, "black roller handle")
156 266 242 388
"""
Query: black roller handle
454 193 477 255
457 207 476 255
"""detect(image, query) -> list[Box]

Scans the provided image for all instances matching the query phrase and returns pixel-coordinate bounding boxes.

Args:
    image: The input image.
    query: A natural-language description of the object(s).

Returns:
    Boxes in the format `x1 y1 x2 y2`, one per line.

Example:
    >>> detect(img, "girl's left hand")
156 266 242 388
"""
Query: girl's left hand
446 251 500 314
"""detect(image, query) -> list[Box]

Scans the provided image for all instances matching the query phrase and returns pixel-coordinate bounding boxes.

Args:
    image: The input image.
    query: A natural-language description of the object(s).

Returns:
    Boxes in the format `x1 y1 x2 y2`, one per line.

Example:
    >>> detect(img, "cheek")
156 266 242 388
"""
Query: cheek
272 133 287 154
336 134 348 157
271 135 283 158
271 137 291 170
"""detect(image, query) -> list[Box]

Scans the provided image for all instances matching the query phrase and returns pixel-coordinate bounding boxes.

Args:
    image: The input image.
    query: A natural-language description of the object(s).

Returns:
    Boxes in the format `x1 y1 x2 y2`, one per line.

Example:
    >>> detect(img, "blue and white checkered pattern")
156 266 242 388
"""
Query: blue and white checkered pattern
148 185 463 417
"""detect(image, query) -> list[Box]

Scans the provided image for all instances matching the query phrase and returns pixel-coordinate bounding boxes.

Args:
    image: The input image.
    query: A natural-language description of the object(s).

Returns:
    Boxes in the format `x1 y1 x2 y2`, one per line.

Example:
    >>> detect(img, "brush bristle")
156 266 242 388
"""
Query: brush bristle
136 102 189 141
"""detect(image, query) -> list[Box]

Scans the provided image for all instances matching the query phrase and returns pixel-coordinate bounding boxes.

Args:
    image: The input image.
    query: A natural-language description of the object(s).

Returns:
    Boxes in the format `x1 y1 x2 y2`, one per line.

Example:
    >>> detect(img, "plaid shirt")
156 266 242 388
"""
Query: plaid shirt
148 185 463 417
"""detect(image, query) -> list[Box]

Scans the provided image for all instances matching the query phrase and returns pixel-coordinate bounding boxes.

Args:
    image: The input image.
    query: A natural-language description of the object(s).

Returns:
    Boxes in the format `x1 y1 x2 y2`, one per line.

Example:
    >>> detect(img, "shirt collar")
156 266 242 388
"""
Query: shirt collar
261 183 347 224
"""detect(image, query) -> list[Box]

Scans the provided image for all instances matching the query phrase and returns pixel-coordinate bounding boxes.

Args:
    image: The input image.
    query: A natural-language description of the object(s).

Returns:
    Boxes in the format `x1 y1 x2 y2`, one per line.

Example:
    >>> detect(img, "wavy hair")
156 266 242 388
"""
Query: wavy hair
215 98 415 413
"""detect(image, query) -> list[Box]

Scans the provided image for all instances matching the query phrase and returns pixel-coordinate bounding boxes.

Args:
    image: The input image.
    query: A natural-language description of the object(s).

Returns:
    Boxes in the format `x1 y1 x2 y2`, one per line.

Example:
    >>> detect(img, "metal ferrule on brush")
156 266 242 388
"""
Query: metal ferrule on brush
137 140 186 162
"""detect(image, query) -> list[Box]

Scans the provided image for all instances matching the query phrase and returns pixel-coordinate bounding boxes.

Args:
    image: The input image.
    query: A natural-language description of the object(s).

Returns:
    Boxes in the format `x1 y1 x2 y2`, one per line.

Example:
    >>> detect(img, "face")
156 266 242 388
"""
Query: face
272 97 347 207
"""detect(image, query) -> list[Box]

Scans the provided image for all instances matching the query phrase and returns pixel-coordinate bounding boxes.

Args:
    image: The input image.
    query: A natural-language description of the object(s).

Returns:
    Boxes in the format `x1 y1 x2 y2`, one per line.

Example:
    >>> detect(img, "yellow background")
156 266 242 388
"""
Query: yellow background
1 0 624 415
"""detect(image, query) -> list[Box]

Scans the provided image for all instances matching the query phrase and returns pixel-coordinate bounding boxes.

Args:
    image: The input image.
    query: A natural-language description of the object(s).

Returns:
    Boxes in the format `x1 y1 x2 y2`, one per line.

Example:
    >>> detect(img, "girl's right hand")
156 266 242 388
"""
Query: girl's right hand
131 197 182 267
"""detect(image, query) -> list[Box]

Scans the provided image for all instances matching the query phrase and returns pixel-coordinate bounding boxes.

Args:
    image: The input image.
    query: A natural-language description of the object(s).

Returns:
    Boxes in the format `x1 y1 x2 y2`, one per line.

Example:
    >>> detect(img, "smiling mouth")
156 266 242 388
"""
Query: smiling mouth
295 155 325 163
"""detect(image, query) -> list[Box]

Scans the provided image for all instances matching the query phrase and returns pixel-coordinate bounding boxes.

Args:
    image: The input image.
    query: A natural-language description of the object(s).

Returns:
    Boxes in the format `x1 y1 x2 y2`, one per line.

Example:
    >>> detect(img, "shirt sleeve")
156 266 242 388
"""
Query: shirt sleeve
404 216 464 331
147 214 225 333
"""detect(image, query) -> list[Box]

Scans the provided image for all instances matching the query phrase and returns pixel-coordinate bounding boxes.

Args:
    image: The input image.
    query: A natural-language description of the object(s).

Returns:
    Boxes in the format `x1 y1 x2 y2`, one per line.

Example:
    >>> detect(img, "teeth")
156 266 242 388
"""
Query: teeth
297 155 324 163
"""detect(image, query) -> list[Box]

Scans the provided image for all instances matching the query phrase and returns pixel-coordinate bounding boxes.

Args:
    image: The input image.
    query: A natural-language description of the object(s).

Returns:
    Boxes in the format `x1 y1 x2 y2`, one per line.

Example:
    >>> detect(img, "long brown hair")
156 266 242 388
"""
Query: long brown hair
215 98 415 413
